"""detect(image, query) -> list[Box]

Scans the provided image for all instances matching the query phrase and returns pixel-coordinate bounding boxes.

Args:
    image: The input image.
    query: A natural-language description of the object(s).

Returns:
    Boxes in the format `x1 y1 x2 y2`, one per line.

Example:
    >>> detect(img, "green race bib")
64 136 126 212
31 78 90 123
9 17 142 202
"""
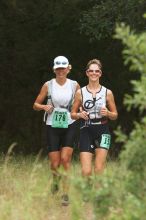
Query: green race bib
52 110 68 128
100 134 111 149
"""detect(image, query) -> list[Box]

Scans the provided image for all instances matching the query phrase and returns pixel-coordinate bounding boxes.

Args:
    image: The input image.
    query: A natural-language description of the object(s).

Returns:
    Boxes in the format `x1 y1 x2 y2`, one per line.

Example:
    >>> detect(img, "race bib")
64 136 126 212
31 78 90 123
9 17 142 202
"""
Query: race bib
52 109 68 128
100 134 111 149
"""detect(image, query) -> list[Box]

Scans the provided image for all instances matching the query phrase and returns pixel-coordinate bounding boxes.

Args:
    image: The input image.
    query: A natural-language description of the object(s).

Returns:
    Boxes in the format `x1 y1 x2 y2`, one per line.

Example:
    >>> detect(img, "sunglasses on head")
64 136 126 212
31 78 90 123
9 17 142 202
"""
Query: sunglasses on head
55 61 68 65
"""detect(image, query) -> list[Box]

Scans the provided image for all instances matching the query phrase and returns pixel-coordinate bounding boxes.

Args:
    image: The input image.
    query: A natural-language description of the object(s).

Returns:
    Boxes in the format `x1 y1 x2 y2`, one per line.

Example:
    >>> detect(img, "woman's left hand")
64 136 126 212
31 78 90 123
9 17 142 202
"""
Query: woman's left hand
100 107 109 117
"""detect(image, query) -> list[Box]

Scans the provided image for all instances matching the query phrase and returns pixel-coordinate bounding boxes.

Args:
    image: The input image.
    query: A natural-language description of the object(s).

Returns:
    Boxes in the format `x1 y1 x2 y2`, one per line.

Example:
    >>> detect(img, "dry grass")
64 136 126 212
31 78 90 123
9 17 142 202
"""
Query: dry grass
0 151 95 220
1 146 145 220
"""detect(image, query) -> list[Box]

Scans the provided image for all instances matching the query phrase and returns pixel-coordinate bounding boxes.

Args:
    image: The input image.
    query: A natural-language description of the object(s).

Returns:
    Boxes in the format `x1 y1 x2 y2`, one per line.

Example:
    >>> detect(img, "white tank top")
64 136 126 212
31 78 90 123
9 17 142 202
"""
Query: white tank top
81 85 107 119
46 78 76 125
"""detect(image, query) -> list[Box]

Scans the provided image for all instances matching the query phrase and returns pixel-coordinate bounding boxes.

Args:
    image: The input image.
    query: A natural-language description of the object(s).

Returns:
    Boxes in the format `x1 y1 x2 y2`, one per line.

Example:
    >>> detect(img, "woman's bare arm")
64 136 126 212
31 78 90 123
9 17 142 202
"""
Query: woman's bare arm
100 89 118 120
33 82 53 113
71 89 89 120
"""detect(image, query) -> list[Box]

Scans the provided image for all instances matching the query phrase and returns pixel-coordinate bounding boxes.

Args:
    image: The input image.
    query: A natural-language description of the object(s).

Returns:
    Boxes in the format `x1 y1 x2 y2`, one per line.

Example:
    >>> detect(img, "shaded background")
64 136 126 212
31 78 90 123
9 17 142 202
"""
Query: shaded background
0 0 145 156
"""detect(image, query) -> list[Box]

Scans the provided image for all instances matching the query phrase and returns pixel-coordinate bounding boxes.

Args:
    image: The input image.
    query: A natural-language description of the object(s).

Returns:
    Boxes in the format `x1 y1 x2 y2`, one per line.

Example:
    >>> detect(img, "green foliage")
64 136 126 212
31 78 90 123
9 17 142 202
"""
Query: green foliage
115 23 146 112
114 126 128 143
114 18 146 173
120 119 146 172
80 0 146 41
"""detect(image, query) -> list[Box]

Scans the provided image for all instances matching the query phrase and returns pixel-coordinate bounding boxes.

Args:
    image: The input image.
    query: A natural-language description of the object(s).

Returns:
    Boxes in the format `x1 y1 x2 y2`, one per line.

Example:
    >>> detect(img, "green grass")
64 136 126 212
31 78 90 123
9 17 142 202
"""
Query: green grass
0 152 146 220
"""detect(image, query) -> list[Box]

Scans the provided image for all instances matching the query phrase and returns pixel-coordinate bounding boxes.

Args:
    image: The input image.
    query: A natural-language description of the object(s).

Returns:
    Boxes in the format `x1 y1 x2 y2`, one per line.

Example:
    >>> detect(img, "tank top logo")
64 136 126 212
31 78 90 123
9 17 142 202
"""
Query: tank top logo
84 97 101 109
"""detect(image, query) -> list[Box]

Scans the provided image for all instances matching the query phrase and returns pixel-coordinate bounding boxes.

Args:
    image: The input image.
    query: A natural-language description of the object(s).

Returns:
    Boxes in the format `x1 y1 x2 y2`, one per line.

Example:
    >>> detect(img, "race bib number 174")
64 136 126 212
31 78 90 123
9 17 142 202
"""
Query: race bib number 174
52 110 68 128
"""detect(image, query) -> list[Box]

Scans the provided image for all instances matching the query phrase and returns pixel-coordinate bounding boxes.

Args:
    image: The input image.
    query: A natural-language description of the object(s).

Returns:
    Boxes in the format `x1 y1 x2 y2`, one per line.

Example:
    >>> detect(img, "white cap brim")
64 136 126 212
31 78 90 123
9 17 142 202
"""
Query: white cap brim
53 64 68 69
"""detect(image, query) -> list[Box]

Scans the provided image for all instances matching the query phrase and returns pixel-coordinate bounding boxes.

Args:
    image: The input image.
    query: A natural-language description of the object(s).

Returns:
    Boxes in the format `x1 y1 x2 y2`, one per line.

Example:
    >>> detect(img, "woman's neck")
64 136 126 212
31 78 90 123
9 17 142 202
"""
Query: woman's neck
55 77 67 85
88 81 101 91
87 82 101 98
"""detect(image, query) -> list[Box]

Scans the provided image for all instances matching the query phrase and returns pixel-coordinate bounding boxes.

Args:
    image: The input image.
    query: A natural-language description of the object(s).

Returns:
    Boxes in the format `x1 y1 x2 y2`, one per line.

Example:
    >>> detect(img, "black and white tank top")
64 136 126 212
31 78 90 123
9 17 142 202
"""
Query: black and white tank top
81 85 107 120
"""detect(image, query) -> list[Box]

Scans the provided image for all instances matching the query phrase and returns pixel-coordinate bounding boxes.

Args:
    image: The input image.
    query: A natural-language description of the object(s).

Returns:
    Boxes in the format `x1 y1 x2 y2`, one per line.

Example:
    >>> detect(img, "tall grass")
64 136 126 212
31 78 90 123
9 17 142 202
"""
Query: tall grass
0 149 146 220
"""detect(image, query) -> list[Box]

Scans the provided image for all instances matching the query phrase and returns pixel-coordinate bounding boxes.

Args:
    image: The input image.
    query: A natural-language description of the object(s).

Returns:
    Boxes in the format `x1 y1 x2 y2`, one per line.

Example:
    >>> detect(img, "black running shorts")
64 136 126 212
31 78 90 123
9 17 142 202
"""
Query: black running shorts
79 123 111 153
46 120 79 152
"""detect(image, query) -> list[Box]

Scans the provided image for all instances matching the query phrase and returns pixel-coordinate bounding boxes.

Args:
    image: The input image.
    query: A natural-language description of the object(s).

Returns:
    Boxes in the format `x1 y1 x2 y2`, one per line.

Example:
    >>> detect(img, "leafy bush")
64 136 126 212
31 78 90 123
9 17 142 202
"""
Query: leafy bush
114 18 146 174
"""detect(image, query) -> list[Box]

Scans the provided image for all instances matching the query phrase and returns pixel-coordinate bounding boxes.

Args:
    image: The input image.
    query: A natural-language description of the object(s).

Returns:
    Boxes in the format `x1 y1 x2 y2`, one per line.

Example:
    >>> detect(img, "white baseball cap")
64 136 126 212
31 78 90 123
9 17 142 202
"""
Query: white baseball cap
53 56 69 69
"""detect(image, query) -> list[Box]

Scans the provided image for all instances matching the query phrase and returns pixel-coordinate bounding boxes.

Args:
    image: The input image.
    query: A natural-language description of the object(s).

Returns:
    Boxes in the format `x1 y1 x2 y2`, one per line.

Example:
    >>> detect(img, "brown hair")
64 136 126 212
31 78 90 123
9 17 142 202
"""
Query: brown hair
86 59 102 71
